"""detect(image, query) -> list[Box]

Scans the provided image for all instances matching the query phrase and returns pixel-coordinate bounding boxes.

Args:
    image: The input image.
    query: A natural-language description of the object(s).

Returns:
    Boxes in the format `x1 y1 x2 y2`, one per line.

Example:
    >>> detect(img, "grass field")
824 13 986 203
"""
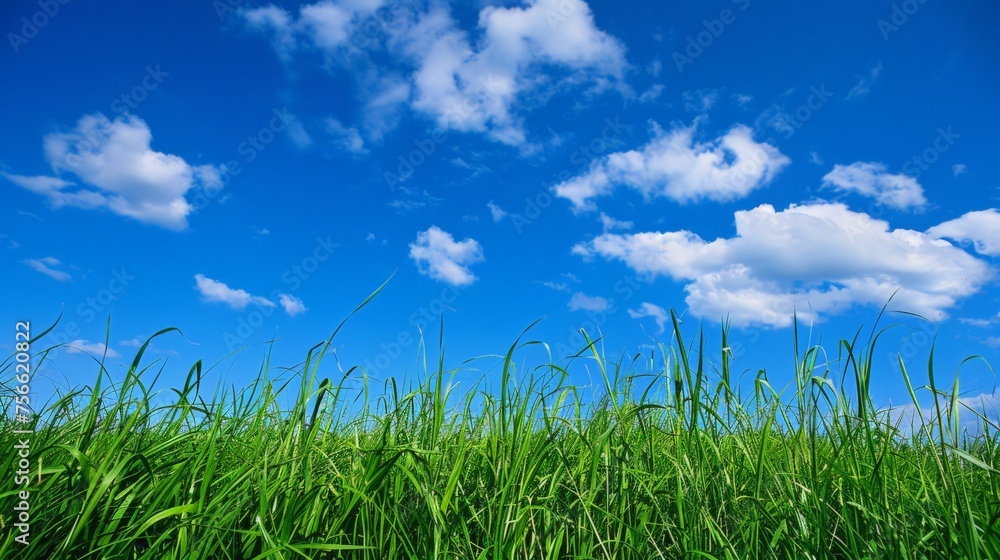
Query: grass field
2 307 999 559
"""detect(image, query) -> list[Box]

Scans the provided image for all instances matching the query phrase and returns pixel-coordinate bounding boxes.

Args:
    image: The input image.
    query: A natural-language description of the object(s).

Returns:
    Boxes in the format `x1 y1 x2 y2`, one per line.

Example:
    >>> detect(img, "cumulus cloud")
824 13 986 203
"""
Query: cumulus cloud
278 293 308 316
194 274 275 310
409 226 484 286
926 209 1000 256
242 0 627 147
23 257 71 282
66 340 121 358
403 0 626 146
553 122 789 212
3 114 221 230
568 291 609 312
573 202 993 327
822 162 926 210
628 302 668 333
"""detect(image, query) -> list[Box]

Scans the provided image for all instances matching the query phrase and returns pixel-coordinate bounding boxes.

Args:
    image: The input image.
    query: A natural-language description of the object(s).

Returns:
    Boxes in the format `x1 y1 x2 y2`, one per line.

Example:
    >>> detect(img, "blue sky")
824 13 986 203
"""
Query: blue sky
2 0 999 425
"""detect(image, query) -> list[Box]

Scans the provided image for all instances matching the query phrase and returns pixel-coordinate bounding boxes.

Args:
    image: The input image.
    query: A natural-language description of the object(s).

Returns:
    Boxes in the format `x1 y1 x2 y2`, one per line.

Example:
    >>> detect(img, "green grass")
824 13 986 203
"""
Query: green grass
1 308 999 559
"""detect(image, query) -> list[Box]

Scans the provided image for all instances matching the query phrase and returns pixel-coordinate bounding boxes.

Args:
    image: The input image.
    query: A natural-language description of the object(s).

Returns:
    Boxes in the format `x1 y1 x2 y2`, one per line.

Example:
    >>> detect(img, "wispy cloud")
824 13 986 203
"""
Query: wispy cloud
541 281 570 292
846 62 882 100
66 340 121 358
599 212 633 232
24 257 71 282
568 292 609 312
325 117 367 154
487 201 508 222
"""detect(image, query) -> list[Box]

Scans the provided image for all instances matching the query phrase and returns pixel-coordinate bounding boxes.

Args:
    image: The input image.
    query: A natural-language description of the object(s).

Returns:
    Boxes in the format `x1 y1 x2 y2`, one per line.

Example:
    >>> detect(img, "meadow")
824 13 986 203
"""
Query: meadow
1 302 999 559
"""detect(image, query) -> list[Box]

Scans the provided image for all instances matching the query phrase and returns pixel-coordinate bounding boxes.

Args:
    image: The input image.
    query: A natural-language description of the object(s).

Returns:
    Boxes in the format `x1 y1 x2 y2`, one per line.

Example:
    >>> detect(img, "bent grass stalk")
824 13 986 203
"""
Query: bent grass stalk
0 302 998 558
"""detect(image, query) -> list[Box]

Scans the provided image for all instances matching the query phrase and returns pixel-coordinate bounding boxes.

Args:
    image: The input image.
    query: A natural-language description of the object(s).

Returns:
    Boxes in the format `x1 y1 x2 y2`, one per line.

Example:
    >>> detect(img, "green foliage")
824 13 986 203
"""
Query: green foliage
1 311 998 559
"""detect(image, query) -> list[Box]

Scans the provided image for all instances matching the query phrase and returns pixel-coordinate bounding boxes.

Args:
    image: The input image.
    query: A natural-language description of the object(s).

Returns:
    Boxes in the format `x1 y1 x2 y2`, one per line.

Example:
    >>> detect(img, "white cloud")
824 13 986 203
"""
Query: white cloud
325 117 367 154
822 162 926 210
960 312 999 328
953 164 968 177
809 151 823 165
886 386 1000 438
573 202 993 327
120 338 144 348
240 1 384 59
846 62 882 100
487 200 508 222
541 281 570 292
241 5 300 61
554 122 789 212
388 188 443 213
2 173 74 193
628 302 668 333
732 93 752 107
285 116 314 148
244 0 626 147
278 293 308 316
24 257 71 282
3 114 221 230
568 291 609 312
599 212 633 232
404 0 626 147
638 84 664 103
194 274 275 310
409 226 484 286
682 88 720 112
66 340 121 358
926 209 1000 256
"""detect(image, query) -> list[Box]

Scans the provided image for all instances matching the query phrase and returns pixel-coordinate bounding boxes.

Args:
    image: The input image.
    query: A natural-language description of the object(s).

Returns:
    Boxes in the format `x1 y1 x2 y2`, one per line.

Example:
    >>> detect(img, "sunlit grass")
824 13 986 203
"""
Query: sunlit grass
1 301 999 559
